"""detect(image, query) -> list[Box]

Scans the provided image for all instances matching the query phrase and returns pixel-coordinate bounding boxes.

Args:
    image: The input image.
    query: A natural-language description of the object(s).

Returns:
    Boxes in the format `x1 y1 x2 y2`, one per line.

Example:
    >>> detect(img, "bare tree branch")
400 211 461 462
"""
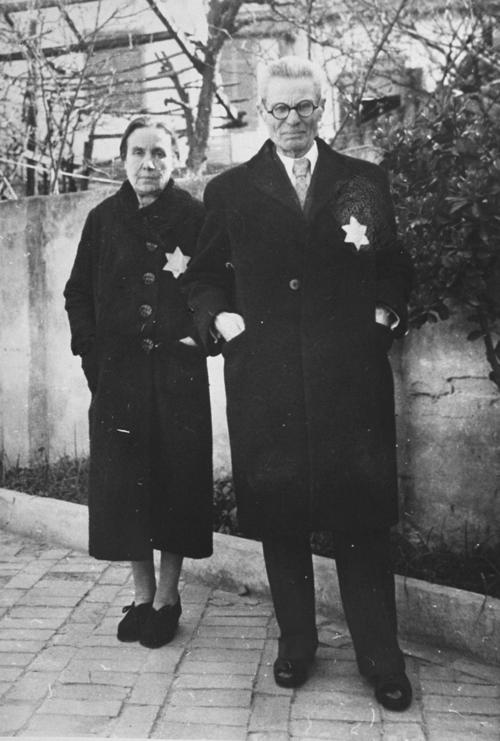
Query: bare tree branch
353 0 411 112
56 1 84 44
0 30 174 61
144 0 205 72
155 49 195 142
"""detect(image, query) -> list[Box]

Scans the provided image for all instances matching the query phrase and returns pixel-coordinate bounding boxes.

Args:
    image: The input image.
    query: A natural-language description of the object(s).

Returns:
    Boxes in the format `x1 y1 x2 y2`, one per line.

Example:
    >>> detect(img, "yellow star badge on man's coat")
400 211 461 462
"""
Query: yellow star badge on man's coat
341 216 369 251
163 246 190 278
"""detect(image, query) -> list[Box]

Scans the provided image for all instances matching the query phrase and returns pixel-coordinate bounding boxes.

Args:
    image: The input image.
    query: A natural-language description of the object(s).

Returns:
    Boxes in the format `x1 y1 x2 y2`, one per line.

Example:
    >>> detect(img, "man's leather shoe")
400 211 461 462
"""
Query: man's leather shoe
273 657 311 688
372 672 412 711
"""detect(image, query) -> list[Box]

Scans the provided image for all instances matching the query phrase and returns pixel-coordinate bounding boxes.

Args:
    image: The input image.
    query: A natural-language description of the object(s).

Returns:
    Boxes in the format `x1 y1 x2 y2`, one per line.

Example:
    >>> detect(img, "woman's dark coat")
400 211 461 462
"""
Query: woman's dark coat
64 180 213 561
184 138 413 539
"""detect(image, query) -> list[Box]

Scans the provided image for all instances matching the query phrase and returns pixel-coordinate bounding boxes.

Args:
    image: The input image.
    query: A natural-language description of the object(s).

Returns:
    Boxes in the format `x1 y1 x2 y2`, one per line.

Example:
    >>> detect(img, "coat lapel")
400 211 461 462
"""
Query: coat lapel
247 140 302 214
306 139 352 222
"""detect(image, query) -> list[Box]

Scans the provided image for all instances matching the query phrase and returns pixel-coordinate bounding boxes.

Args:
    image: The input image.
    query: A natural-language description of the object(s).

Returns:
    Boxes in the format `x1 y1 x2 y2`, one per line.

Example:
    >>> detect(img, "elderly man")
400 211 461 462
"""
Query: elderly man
184 56 413 710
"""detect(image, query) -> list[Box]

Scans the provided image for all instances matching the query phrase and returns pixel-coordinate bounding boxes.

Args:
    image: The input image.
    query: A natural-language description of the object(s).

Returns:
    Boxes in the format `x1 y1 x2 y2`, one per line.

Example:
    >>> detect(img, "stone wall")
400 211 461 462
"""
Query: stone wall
1 189 499 551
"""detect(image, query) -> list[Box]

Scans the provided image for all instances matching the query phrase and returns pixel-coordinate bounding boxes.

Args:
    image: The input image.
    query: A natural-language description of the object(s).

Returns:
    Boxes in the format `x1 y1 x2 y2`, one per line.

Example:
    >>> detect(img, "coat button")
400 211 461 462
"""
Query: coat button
139 304 153 318
141 338 154 353
142 272 155 285
145 241 158 252
289 278 301 291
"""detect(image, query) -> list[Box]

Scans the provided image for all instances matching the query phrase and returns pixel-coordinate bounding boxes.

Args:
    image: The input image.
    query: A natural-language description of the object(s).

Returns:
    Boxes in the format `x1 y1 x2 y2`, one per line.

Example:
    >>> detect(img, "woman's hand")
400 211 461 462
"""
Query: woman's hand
215 312 245 342
178 336 197 346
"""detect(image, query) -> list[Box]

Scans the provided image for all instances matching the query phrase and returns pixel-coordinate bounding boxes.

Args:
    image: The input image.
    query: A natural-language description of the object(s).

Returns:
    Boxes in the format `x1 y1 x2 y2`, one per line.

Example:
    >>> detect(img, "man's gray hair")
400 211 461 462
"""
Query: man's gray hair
258 56 324 102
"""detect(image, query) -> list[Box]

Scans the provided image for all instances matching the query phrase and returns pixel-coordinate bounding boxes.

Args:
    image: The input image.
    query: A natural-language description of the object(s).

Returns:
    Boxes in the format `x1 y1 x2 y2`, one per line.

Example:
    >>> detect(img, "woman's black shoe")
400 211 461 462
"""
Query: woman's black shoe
273 657 311 688
117 601 153 642
139 598 182 648
373 672 413 711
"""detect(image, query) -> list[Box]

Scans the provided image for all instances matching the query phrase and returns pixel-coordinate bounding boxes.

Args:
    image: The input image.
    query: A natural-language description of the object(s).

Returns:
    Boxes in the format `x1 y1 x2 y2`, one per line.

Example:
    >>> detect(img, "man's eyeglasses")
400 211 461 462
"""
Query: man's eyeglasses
264 100 319 120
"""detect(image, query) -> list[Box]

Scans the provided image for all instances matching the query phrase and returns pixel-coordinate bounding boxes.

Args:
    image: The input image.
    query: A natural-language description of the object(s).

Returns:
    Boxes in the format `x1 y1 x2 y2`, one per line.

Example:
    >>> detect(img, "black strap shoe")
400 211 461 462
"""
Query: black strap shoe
139 597 182 648
117 601 153 642
273 657 311 688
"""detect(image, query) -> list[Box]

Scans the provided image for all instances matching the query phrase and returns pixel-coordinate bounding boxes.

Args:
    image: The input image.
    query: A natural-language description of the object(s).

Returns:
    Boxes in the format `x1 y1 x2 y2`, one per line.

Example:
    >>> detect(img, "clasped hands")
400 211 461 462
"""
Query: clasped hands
178 312 245 347
214 312 246 342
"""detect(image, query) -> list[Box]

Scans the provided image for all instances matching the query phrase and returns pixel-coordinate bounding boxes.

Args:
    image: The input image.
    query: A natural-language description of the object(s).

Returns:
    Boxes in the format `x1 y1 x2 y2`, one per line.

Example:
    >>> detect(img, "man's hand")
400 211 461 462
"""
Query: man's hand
375 305 399 330
375 306 392 327
215 312 245 342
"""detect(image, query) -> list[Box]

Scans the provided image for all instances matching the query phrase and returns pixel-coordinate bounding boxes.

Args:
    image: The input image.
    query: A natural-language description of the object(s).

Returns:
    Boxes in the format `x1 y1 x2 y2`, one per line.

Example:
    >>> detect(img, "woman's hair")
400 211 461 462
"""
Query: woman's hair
119 117 177 160
258 55 324 103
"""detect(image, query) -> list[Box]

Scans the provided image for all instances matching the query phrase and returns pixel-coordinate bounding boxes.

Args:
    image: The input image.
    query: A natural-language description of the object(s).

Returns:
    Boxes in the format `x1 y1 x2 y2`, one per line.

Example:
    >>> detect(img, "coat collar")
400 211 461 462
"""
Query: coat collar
246 138 352 220
116 178 191 231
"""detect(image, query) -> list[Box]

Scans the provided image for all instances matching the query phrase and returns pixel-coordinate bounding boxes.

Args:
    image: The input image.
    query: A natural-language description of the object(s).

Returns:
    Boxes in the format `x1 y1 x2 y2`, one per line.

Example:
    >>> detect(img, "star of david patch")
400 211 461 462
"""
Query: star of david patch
341 216 369 251
163 246 190 278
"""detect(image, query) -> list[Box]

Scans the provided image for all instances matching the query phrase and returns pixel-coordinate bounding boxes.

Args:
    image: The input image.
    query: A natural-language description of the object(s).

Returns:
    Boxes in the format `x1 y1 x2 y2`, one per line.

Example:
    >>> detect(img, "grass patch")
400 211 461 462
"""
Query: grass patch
2 455 89 505
311 530 500 599
2 456 500 599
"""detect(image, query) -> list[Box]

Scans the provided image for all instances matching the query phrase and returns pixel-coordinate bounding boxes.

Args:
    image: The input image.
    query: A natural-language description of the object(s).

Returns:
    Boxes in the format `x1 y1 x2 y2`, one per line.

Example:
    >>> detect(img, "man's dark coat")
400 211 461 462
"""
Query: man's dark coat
185 138 413 538
64 180 213 561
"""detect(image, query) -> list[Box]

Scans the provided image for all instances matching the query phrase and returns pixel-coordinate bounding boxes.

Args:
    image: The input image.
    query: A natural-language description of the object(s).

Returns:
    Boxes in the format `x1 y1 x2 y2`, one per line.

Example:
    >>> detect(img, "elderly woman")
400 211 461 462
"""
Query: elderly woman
64 117 212 648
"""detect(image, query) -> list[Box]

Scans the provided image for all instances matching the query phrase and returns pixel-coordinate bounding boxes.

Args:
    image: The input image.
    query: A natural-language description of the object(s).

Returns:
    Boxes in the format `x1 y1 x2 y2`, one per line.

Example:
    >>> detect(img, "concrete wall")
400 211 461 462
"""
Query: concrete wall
0 185 231 480
395 317 500 549
1 189 499 551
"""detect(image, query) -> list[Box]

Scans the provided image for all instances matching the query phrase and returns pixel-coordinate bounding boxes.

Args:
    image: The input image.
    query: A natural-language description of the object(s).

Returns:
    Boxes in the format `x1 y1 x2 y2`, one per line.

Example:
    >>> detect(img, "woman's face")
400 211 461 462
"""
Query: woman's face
124 126 174 201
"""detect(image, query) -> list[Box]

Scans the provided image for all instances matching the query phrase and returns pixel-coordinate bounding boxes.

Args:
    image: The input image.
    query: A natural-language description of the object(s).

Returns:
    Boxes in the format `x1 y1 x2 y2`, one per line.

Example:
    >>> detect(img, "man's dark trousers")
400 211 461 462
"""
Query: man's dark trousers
262 528 405 678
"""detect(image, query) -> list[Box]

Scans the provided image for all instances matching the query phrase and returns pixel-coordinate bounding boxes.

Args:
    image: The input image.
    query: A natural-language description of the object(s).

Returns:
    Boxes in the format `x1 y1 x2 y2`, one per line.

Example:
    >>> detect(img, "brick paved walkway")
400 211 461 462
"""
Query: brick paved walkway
0 529 499 740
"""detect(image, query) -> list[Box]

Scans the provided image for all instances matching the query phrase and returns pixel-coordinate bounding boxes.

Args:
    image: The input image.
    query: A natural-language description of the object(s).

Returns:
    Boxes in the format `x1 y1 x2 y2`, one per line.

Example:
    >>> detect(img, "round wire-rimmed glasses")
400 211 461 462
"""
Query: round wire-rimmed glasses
264 100 320 120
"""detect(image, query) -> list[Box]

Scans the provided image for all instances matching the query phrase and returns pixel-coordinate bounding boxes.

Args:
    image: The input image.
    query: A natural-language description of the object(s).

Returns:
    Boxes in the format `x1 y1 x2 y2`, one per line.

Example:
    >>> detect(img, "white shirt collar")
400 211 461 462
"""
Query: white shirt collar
276 140 318 182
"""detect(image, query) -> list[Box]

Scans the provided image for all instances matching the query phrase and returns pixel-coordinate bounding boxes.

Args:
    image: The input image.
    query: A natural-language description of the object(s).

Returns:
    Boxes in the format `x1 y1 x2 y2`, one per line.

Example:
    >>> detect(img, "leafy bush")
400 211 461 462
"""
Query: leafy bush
375 65 500 388
213 476 241 535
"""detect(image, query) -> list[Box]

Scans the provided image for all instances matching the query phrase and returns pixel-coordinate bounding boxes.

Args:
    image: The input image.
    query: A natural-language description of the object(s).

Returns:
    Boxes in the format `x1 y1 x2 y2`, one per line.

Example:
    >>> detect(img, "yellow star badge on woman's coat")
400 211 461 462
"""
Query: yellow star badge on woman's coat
163 246 191 278
341 216 369 251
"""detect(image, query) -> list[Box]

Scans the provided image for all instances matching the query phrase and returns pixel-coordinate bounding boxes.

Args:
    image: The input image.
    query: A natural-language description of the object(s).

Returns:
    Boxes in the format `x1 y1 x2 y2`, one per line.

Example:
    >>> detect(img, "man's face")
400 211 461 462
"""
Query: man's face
124 127 174 198
260 76 324 158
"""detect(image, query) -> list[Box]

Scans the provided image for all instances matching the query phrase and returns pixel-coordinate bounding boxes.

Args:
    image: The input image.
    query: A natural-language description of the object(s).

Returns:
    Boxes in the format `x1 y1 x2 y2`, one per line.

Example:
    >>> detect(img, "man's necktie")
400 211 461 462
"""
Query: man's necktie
292 157 311 208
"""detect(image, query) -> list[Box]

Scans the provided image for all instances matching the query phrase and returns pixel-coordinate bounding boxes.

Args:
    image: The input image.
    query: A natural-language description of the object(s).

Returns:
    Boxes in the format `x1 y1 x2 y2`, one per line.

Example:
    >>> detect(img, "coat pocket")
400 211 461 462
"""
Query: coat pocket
81 344 99 393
